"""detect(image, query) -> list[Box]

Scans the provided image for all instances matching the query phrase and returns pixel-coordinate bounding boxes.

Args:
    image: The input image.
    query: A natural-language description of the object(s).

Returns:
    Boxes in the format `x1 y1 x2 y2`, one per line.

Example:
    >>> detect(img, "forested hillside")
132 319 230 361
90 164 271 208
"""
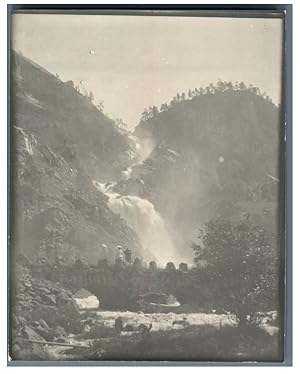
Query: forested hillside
125 82 282 258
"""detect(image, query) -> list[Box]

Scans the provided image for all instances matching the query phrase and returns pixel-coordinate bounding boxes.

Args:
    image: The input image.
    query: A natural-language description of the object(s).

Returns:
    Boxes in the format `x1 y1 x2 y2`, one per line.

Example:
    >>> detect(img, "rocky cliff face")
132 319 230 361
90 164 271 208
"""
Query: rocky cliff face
10 51 143 264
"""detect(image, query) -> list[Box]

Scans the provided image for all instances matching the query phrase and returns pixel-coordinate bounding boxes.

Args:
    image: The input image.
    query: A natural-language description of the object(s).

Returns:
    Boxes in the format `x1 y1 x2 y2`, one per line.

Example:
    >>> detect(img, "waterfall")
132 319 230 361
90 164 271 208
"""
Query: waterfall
121 134 156 180
93 181 178 266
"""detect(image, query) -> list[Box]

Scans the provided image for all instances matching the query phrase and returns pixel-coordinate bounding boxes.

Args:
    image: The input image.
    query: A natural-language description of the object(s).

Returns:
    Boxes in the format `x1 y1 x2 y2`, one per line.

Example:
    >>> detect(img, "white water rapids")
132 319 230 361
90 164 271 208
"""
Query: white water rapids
93 181 178 266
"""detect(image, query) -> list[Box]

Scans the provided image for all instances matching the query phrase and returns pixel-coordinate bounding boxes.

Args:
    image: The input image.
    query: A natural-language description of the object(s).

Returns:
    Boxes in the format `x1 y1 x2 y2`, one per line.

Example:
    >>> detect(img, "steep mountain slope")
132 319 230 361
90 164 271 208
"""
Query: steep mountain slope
126 86 282 258
10 51 143 264
11 51 136 180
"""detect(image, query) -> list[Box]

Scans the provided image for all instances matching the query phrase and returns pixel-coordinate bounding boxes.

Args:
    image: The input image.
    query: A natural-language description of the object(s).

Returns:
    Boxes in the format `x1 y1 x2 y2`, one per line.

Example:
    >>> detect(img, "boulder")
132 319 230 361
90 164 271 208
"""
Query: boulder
54 325 67 337
16 316 24 327
114 317 123 333
56 292 72 307
31 305 58 327
16 294 25 302
124 323 139 332
35 326 54 341
38 319 49 330
23 326 46 342
73 289 100 310
23 281 32 290
35 285 51 295
30 300 41 308
59 300 81 320
55 337 67 343
41 294 56 306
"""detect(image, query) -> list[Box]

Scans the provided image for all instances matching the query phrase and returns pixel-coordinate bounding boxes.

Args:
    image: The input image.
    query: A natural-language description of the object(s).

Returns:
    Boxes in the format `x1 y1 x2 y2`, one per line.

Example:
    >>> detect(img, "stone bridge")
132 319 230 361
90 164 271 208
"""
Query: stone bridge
31 262 214 310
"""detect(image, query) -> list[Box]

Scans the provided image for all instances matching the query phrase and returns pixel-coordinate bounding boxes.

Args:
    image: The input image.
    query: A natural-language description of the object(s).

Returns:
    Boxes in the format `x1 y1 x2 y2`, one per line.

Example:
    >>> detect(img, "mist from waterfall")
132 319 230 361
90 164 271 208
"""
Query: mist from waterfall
93 181 179 266
121 134 156 180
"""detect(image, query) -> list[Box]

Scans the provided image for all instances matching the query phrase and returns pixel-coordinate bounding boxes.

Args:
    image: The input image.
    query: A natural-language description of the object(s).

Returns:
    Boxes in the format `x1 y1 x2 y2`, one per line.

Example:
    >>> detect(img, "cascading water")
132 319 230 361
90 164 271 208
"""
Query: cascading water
93 181 178 266
121 135 156 180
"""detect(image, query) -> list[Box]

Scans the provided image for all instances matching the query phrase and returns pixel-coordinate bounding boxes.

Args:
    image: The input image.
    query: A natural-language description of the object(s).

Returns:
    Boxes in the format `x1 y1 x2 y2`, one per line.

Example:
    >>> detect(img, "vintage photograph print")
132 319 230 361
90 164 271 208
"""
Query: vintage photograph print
9 11 285 362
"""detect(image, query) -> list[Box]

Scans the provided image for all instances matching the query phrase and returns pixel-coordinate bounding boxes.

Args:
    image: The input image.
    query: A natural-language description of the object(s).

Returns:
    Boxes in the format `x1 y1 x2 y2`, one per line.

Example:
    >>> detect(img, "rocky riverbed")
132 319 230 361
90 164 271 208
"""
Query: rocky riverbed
9 266 279 361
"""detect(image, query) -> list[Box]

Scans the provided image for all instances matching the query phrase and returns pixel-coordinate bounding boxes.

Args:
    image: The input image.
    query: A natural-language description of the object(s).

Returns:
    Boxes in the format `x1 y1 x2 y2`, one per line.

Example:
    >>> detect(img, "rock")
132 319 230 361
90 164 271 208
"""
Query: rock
35 326 54 341
11 342 21 354
55 337 66 343
12 315 27 330
138 323 152 333
54 326 67 337
30 300 41 308
11 314 19 328
56 292 72 307
83 324 91 332
31 305 57 327
15 300 30 313
41 294 56 306
31 321 40 328
18 316 27 326
58 300 81 328
16 254 31 267
24 282 32 289
23 326 46 342
16 285 25 293
16 294 25 302
35 296 42 303
114 317 123 333
124 323 139 332
38 319 49 330
35 285 51 295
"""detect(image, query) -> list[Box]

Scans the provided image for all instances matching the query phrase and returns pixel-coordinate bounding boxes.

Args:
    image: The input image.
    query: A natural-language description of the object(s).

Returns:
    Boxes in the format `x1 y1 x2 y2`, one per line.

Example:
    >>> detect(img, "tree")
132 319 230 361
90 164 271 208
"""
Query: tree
193 218 277 326
141 106 159 121
239 81 247 91
151 106 159 117
217 79 225 92
88 91 94 102
115 118 127 129
226 81 233 91
160 103 168 112
209 82 215 94
198 87 204 95
170 97 177 107
141 108 150 122
96 100 104 112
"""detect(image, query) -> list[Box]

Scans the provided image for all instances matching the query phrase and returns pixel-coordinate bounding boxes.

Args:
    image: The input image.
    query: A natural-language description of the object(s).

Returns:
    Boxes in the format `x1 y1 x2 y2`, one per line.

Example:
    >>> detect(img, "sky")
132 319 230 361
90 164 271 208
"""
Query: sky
12 13 283 129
